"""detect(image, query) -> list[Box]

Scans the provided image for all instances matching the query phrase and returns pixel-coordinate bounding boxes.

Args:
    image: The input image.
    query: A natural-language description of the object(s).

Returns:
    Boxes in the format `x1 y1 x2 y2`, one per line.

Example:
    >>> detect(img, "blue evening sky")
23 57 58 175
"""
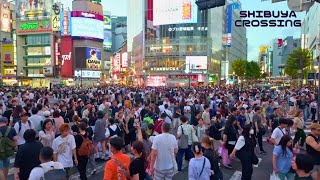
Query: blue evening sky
62 0 305 61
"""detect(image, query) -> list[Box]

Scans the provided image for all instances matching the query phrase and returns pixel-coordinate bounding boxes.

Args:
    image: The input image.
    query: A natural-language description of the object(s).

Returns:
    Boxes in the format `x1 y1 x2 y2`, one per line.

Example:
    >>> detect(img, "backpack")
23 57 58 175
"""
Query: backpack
39 162 67 180
11 116 21 127
0 127 15 160
18 120 32 133
78 134 93 157
108 126 120 138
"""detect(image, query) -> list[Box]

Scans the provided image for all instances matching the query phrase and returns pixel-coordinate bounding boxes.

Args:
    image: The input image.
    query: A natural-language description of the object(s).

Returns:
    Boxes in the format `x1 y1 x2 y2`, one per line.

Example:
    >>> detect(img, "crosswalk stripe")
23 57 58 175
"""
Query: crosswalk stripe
229 170 242 180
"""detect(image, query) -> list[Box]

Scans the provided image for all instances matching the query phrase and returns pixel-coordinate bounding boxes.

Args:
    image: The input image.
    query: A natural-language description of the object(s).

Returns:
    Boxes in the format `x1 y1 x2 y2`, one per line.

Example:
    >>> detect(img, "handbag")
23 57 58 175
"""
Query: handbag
269 173 281 180
221 145 231 165
178 125 189 149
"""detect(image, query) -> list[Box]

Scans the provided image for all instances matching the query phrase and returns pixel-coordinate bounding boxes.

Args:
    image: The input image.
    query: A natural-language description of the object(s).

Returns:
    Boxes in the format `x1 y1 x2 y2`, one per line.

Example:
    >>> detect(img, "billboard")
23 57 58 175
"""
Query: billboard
51 2 61 31
153 0 198 26
0 2 11 32
71 11 103 20
60 37 73 78
186 56 207 71
103 31 112 50
60 11 71 36
86 48 101 70
18 20 51 34
1 43 14 65
74 70 101 78
122 52 128 68
103 15 111 29
112 53 121 72
16 0 52 19
227 3 240 47
71 17 104 40
146 76 166 87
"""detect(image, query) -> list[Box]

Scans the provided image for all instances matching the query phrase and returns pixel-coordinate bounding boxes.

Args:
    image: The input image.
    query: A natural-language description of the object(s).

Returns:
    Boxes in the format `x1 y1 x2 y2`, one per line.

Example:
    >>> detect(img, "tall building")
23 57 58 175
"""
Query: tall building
111 16 127 53
0 0 16 86
126 0 247 86
271 37 301 76
259 46 269 76
16 0 55 87
301 3 320 71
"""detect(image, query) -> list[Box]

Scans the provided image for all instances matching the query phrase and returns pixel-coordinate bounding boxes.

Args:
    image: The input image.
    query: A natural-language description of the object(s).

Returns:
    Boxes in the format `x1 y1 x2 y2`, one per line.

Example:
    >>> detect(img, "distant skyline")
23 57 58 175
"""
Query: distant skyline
61 0 305 61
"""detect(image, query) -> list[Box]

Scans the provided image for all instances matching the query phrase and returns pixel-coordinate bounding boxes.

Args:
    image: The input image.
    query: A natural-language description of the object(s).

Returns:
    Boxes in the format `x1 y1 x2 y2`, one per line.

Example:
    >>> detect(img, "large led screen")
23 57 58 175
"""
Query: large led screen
186 56 207 70
153 0 198 26
71 17 104 40
16 0 52 19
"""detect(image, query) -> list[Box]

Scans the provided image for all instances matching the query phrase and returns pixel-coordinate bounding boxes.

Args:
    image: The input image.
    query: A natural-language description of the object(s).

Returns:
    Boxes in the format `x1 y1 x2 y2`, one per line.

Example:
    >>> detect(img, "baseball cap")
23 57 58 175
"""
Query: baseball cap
43 111 51 117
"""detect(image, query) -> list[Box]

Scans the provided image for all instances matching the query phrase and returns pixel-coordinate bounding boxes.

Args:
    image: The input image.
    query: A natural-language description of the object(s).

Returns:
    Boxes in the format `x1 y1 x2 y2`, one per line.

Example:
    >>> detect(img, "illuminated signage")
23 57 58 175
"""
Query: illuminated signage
153 0 197 26
167 26 208 32
103 15 111 29
113 53 121 72
52 3 61 31
186 56 208 72
71 17 104 40
62 52 72 65
54 42 60 66
16 0 52 19
60 11 71 36
18 20 51 33
60 37 73 78
71 11 103 20
150 67 180 71
146 76 166 87
86 48 101 70
122 53 128 68
64 12 69 36
0 2 11 32
74 70 101 78
1 43 14 65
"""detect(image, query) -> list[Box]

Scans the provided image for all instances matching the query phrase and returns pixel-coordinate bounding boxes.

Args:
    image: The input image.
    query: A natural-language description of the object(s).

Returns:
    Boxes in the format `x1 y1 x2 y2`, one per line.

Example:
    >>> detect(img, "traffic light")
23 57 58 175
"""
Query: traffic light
196 0 226 11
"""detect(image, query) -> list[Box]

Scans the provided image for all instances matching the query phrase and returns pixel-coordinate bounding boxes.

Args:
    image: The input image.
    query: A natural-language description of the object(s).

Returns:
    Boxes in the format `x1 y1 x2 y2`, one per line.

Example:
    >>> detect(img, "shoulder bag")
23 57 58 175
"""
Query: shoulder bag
178 125 189 149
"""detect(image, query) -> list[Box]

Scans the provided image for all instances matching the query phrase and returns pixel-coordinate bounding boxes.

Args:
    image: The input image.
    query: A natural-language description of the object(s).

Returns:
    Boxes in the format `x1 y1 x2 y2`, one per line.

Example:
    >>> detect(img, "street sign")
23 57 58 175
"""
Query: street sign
287 0 315 12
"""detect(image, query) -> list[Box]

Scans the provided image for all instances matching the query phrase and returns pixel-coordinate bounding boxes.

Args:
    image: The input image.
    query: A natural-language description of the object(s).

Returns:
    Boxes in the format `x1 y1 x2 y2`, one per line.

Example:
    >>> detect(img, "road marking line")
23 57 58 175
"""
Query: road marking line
229 170 242 180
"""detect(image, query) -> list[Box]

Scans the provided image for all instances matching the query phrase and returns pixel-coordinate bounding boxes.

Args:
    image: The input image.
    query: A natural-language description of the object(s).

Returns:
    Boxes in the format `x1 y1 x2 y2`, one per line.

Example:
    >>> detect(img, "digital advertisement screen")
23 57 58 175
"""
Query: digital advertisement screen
16 0 52 19
186 56 207 70
146 76 166 87
86 48 101 70
153 0 198 26
71 17 104 40
103 30 112 49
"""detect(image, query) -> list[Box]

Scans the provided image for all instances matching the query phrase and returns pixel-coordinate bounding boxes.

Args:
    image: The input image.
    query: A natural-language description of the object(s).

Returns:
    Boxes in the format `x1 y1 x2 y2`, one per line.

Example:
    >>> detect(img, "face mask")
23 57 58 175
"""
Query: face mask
249 129 254 135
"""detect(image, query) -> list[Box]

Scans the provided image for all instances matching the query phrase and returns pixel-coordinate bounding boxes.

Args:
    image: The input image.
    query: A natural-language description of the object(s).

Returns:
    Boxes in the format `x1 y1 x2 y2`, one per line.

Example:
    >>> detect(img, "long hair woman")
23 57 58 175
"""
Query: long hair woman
188 142 211 180
38 119 55 147
293 111 306 148
10 105 25 126
272 135 294 180
129 141 147 180
230 124 257 180
201 137 223 180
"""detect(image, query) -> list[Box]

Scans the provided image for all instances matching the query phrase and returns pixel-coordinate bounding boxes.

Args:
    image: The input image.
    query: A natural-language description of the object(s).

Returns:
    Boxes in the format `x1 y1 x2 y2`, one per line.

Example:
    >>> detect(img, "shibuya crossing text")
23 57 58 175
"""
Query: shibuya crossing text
235 11 302 27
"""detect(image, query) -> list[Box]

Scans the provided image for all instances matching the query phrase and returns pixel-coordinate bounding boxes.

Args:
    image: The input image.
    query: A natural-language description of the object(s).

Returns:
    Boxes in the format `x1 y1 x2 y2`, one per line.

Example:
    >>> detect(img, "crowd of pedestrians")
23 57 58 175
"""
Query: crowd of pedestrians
0 86 318 180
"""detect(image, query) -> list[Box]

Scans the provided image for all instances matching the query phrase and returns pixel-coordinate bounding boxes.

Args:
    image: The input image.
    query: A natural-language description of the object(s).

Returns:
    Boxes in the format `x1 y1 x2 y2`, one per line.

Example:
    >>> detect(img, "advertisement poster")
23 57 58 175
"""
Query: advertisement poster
18 20 51 33
153 0 197 26
103 30 112 50
146 76 166 87
103 15 111 29
71 17 104 40
86 48 101 70
60 37 73 78
16 0 53 19
60 11 71 36
0 2 11 32
1 43 14 65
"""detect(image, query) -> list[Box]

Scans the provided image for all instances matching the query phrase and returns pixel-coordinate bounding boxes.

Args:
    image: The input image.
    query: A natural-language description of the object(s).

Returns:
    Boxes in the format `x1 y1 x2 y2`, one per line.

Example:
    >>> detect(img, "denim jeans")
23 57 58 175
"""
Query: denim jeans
176 145 194 171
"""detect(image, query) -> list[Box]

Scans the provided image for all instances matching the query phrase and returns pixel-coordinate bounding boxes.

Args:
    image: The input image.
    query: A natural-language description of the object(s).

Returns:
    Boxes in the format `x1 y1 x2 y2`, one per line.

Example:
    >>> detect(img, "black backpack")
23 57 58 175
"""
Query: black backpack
38 163 67 180
209 124 222 140
108 126 120 137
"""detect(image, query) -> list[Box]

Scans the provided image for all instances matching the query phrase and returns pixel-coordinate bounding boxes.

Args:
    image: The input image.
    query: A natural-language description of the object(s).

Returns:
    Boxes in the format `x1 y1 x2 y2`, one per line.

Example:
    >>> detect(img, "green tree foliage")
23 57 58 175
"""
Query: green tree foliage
285 48 312 78
231 59 247 77
246 61 260 79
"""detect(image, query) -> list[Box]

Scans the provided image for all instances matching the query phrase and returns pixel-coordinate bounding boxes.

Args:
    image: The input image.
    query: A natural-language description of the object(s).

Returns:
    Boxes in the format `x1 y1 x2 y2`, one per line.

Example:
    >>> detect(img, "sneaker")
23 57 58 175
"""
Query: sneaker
91 169 97 175
224 164 233 169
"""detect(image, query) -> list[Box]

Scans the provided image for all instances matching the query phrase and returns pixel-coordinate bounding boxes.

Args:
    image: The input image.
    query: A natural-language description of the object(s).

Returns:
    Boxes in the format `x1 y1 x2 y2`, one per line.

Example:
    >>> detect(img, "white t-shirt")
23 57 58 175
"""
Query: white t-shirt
235 136 245 150
271 127 286 145
52 135 76 168
14 120 35 145
151 133 178 171
164 109 173 123
29 161 64 180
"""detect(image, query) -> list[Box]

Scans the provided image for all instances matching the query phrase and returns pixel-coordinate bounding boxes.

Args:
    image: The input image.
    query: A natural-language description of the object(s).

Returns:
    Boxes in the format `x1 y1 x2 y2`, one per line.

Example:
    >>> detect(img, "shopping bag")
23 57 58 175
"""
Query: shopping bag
218 146 223 156
221 145 230 165
270 173 281 180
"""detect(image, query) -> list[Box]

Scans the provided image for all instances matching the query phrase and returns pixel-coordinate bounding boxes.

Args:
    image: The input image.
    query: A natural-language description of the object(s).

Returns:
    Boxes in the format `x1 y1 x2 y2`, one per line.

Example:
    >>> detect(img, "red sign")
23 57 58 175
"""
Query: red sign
60 37 73 78
278 39 283 47
71 11 103 20
54 42 60 65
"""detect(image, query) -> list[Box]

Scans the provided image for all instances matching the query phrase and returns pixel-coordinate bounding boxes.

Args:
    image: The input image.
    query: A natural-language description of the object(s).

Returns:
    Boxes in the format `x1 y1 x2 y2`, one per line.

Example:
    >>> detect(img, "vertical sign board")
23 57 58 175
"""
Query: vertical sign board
122 52 128 68
227 3 239 47
60 11 71 36
51 3 61 31
0 2 11 32
60 37 73 78
114 53 121 72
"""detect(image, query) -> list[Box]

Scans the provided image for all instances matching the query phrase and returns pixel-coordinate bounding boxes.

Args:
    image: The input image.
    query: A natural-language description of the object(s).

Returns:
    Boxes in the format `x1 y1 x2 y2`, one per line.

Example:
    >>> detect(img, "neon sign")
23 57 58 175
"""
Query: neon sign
18 20 51 33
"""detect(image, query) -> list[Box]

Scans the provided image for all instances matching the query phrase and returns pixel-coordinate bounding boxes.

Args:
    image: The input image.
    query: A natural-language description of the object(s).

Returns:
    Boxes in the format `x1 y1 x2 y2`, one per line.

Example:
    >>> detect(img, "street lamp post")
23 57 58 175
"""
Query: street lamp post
188 62 191 88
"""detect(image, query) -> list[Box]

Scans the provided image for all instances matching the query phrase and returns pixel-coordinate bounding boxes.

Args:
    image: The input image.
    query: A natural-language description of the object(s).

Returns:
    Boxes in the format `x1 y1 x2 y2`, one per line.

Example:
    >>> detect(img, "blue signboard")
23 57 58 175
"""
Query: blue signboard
227 3 239 47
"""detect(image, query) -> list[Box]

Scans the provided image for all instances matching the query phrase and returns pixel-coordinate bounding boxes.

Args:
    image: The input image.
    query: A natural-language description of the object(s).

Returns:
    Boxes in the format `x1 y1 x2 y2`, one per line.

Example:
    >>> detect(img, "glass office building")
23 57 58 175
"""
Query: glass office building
127 0 239 86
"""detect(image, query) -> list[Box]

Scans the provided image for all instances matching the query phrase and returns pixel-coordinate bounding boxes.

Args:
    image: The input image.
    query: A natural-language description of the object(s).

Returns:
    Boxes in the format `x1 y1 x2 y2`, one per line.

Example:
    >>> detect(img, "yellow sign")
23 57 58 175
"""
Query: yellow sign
86 59 101 70
1 43 14 76
51 3 60 31
260 46 269 53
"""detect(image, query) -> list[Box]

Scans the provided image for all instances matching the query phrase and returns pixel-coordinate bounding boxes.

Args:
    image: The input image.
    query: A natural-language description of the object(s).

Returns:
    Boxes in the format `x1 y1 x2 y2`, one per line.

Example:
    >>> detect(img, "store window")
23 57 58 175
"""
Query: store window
27 69 44 77
27 46 51 55
27 58 51 66
26 34 50 45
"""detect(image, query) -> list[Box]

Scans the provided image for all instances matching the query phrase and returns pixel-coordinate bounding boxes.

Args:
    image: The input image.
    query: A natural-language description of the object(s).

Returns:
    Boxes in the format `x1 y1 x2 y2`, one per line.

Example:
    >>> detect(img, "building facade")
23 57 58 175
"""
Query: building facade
127 0 247 86
301 3 320 71
0 0 16 86
111 16 127 53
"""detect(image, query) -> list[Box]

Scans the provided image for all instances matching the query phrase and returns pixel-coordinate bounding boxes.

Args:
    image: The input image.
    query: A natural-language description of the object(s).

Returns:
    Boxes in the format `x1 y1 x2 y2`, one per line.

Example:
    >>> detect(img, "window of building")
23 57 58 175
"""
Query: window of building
26 34 50 45
27 46 51 55
27 69 44 77
27 58 51 66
